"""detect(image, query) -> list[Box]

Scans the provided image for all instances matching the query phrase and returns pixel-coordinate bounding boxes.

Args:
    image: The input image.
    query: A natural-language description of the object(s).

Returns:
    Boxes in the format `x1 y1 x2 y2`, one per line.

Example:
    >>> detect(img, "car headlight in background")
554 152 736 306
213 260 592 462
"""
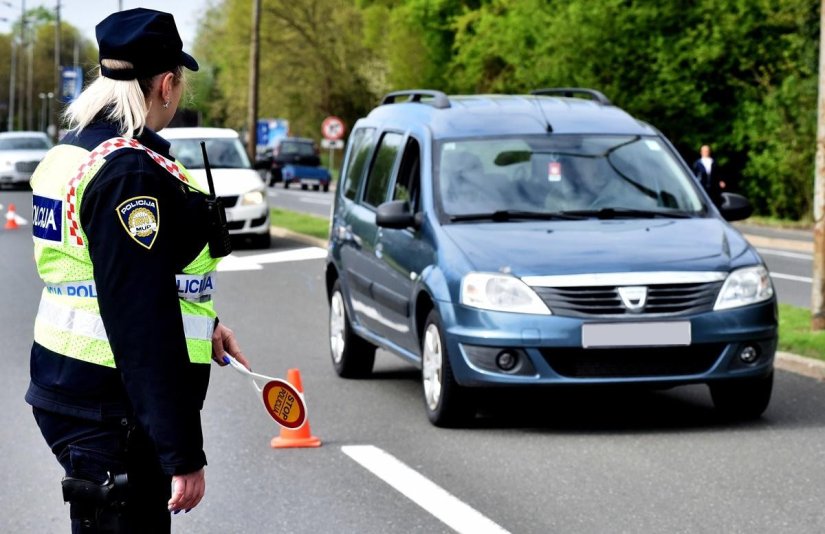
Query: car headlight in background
461 272 551 314
241 190 265 205
714 265 774 310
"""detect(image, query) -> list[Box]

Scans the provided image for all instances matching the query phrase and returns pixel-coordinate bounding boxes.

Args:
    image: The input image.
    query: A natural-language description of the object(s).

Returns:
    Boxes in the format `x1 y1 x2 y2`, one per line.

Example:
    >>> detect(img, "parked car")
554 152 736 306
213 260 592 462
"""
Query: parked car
160 127 271 248
325 88 777 427
269 136 331 191
0 131 52 189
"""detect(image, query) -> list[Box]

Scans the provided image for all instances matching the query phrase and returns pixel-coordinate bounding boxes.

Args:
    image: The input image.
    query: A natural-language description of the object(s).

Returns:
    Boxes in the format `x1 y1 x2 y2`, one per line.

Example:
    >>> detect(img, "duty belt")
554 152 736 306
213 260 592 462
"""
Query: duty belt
45 272 217 302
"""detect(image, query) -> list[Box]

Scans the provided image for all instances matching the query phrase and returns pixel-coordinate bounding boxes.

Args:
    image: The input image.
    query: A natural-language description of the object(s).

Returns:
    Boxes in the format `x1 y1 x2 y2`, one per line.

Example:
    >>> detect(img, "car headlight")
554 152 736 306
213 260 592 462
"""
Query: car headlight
461 272 551 314
713 265 774 310
241 190 265 205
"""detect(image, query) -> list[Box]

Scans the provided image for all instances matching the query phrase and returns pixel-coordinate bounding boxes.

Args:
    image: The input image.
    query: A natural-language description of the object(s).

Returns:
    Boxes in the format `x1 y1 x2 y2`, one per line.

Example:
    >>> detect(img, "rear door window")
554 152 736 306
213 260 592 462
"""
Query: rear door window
363 132 404 207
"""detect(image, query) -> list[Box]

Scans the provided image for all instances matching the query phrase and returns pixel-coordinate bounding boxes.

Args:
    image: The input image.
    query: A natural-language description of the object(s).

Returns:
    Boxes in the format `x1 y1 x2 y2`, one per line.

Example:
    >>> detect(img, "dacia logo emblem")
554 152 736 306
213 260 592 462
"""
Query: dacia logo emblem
116 196 159 249
618 286 647 312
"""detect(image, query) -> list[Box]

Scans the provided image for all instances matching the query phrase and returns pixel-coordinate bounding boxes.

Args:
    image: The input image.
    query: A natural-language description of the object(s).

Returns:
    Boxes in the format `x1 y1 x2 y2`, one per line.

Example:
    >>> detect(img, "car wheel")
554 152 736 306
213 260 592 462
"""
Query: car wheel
329 281 376 378
421 309 474 427
312 185 320 191
301 184 309 190
709 371 773 420
323 184 330 193
251 231 271 249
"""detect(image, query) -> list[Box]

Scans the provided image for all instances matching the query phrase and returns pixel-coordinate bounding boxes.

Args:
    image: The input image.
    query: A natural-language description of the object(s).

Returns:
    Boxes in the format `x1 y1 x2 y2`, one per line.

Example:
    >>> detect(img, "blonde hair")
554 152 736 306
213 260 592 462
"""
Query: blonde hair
64 59 182 138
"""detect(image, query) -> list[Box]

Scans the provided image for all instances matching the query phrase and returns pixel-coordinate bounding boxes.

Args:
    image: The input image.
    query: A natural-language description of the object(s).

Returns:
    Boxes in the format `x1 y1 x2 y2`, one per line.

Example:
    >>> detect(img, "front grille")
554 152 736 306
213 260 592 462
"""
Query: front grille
14 160 39 173
534 281 724 317
541 344 725 378
220 195 239 208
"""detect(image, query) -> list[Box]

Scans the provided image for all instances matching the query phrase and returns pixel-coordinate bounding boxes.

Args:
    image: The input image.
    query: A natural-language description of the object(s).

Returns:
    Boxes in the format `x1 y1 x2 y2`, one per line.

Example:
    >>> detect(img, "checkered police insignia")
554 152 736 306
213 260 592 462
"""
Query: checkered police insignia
116 196 160 249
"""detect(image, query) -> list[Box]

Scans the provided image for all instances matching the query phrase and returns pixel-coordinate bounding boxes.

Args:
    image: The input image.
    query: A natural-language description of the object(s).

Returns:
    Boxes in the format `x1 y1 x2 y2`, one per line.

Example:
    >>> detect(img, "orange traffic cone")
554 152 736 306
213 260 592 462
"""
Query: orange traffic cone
271 368 321 449
5 203 19 230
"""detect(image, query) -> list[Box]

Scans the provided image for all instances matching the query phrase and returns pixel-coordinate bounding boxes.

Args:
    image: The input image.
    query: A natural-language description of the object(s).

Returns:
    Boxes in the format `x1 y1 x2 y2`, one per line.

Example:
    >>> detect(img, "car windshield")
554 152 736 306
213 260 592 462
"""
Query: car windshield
168 138 251 169
279 141 315 156
0 136 51 150
437 135 705 220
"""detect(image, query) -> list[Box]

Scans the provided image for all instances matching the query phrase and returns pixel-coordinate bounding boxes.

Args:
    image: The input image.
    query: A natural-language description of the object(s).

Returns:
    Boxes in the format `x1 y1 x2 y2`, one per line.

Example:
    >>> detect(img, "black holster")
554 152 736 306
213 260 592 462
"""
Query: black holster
62 473 128 533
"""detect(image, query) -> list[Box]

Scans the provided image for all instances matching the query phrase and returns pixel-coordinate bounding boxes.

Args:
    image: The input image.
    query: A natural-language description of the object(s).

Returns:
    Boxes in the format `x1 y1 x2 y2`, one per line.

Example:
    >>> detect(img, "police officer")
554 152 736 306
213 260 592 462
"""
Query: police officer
26 8 250 533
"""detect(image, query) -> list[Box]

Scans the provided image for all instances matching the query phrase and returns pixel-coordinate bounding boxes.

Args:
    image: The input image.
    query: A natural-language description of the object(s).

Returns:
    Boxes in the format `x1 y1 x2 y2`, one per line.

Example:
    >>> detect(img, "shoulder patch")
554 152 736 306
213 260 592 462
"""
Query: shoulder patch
116 196 160 249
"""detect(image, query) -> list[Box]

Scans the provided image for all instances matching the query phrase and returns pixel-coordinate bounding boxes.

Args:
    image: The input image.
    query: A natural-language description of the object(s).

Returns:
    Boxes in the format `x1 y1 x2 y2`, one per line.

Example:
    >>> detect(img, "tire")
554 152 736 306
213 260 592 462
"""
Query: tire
301 184 309 190
312 185 320 191
709 371 773 420
323 184 330 193
329 281 376 378
421 309 474 427
251 231 271 249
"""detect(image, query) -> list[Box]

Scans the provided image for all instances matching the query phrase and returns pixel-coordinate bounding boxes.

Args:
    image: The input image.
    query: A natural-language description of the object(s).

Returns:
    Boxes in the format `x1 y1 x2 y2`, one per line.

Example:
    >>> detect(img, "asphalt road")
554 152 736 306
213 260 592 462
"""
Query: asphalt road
4 189 825 533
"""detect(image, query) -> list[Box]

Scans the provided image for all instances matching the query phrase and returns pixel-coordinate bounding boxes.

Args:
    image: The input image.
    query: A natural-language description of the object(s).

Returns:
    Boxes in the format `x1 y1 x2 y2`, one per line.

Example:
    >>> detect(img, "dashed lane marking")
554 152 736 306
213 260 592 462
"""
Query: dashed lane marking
342 445 510 534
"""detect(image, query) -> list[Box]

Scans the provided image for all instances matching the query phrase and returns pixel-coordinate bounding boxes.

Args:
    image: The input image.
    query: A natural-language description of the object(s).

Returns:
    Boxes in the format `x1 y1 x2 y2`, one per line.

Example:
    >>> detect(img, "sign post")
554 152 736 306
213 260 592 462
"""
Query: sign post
321 116 346 174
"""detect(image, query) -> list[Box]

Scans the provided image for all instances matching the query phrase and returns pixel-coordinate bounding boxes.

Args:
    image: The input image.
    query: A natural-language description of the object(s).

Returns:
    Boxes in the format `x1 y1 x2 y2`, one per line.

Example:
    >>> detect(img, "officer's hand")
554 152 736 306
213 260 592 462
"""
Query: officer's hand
212 322 251 370
168 468 205 514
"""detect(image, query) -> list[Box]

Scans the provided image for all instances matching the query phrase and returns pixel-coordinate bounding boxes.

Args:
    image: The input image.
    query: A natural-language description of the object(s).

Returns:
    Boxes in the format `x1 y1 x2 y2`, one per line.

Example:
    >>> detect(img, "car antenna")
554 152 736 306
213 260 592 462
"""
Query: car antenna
529 95 554 133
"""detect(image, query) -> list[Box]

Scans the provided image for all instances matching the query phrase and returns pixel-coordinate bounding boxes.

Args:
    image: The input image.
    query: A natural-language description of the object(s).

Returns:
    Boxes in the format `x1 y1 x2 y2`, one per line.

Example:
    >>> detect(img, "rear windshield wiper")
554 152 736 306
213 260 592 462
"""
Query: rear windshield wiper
449 210 587 222
559 207 694 219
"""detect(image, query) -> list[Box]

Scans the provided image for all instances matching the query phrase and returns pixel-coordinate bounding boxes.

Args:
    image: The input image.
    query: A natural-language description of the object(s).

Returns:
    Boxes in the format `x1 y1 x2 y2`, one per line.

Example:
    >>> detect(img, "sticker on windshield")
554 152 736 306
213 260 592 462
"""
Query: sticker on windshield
548 161 563 182
443 142 456 151
645 140 661 151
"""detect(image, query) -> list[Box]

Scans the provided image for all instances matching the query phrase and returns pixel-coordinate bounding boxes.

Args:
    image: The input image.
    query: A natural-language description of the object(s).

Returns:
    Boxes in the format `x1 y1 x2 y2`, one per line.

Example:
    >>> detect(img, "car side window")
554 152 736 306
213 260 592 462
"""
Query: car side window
363 132 403 207
342 128 376 200
392 137 421 212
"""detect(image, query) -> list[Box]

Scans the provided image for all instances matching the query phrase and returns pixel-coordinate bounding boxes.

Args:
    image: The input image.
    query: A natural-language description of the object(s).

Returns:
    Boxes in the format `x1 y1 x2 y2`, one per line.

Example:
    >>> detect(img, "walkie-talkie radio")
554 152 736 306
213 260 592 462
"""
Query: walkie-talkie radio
200 141 233 258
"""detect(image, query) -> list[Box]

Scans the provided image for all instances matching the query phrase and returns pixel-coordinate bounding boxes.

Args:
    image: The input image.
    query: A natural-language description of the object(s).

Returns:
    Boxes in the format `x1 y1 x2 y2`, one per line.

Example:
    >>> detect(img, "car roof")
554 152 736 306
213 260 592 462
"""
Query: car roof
364 94 656 139
0 131 50 138
159 127 241 140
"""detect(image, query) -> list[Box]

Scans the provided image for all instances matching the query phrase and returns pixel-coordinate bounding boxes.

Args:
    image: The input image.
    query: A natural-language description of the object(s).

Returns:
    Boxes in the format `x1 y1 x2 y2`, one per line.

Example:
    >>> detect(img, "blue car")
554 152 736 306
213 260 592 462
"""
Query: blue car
325 88 776 427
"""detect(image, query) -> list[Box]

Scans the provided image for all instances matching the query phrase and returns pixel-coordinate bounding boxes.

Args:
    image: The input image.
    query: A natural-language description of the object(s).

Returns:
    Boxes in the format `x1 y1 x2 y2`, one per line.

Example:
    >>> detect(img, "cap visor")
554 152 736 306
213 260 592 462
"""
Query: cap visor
181 51 199 72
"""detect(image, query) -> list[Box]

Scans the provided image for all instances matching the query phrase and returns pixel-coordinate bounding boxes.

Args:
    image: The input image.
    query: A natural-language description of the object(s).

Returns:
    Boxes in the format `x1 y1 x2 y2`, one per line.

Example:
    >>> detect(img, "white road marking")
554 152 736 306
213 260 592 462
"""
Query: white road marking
758 248 813 260
771 272 813 284
217 247 326 272
300 197 331 205
342 445 510 534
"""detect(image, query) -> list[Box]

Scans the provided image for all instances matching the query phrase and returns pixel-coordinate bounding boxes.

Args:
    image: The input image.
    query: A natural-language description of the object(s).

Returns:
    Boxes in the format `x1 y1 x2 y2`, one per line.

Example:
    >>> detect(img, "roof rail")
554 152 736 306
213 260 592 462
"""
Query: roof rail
381 90 451 109
530 88 612 106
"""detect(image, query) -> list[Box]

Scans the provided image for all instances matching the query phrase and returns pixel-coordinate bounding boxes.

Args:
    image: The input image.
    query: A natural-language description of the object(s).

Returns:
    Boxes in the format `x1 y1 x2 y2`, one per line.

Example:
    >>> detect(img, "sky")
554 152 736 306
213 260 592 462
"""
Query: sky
0 0 209 49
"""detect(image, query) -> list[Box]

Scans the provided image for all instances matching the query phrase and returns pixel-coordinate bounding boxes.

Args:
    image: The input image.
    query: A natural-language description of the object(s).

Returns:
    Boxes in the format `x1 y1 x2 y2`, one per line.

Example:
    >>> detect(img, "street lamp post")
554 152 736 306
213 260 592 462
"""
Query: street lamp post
38 92 51 132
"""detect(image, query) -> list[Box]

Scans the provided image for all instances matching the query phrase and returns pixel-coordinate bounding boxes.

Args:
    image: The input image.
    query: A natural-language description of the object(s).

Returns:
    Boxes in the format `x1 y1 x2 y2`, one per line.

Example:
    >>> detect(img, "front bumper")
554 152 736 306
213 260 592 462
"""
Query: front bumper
440 299 777 387
226 203 270 235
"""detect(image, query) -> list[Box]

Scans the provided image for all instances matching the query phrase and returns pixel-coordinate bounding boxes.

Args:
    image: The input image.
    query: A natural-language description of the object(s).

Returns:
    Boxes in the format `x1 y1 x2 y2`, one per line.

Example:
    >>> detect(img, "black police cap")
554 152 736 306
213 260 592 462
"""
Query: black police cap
96 8 199 81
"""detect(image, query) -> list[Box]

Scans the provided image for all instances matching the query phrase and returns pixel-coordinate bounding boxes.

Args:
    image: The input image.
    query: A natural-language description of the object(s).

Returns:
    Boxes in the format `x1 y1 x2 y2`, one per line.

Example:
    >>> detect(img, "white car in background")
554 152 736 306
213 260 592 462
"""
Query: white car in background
161 127 271 248
0 131 52 189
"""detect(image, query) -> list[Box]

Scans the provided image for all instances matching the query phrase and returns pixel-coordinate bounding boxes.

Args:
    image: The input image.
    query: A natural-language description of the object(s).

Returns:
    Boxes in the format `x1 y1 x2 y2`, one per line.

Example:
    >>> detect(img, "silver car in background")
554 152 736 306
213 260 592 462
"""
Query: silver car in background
0 131 52 189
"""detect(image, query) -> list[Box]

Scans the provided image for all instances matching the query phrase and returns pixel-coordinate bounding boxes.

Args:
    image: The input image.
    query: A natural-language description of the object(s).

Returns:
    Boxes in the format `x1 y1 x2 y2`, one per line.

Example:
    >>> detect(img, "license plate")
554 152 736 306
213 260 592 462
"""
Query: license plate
300 179 320 185
581 321 691 348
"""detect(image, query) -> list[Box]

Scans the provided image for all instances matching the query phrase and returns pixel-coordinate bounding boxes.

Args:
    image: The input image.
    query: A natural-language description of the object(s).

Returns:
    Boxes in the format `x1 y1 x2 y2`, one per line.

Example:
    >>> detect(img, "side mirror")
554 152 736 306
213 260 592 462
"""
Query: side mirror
253 159 271 170
718 192 753 221
376 200 417 229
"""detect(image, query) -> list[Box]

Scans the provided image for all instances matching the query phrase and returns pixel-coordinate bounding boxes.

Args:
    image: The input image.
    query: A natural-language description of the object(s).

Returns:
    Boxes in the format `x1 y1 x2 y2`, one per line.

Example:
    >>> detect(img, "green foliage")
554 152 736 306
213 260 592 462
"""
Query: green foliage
189 0 821 221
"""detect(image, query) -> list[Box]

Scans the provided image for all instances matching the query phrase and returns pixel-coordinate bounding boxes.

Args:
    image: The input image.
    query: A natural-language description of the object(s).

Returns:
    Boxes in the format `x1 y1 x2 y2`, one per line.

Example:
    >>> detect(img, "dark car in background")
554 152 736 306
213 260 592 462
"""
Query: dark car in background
268 136 331 191
325 88 777 427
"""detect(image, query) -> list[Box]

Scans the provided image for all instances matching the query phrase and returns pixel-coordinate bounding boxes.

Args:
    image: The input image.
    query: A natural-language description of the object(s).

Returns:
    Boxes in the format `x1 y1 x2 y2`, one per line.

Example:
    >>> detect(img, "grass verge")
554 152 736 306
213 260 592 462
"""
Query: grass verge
779 304 825 362
270 207 329 240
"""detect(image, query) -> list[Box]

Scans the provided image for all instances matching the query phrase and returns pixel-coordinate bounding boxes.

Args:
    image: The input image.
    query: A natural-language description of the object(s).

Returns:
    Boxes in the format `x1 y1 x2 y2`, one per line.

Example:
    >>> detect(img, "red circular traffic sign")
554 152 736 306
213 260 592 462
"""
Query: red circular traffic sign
322 116 346 141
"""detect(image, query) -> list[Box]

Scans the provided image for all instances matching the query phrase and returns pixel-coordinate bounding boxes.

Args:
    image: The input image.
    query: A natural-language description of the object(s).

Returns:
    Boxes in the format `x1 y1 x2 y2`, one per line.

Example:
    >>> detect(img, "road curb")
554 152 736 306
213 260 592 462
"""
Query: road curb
270 226 328 249
776 351 825 381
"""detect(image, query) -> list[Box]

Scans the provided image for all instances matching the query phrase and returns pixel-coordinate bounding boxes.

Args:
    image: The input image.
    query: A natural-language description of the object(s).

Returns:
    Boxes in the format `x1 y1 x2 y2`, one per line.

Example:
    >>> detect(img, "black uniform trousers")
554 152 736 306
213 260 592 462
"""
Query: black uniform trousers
33 407 172 533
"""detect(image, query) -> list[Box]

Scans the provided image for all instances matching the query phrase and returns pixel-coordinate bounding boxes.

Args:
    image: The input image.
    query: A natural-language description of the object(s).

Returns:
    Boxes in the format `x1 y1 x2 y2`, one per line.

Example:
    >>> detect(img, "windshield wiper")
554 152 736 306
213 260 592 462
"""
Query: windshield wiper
559 207 694 219
450 210 587 222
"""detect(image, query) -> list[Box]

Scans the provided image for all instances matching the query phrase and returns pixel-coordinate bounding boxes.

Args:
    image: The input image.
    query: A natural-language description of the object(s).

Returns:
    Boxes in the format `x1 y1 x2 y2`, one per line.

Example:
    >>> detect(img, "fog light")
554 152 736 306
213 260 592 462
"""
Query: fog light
496 350 519 371
739 345 759 364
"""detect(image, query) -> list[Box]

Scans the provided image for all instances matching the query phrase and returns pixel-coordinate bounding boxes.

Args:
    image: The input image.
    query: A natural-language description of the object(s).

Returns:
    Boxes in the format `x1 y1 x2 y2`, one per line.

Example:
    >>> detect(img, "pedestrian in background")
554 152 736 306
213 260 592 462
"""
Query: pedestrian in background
692 144 726 204
26 8 250 533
